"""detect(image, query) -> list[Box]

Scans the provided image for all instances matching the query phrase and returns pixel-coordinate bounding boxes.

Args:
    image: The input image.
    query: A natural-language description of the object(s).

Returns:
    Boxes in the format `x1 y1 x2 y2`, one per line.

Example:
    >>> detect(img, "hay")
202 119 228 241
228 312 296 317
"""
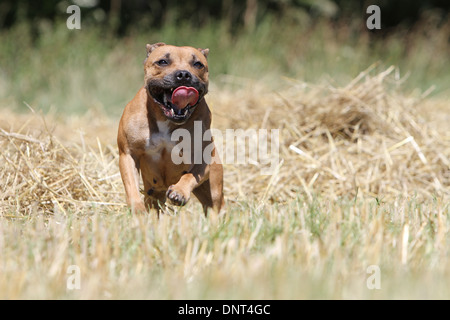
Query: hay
0 109 124 215
211 65 449 203
1 67 449 215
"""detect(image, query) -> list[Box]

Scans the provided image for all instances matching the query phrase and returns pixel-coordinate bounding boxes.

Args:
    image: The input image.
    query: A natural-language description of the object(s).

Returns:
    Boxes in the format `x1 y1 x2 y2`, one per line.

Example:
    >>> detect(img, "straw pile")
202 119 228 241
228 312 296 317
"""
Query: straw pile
211 65 449 203
0 109 124 215
1 66 448 215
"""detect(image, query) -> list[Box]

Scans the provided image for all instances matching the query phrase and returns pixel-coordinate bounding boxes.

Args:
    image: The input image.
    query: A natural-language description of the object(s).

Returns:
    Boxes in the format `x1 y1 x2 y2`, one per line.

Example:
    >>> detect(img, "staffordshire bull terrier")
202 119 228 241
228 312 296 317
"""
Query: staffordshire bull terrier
117 43 224 214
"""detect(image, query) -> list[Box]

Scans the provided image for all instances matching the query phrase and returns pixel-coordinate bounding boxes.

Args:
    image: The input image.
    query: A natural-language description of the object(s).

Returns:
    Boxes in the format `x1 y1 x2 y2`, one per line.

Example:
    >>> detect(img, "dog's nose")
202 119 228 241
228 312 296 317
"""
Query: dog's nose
175 70 192 81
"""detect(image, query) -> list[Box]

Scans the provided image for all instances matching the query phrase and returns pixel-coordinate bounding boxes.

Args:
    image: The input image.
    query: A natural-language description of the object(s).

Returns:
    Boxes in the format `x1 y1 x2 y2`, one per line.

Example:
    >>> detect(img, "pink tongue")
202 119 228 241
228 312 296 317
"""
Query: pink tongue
171 86 199 109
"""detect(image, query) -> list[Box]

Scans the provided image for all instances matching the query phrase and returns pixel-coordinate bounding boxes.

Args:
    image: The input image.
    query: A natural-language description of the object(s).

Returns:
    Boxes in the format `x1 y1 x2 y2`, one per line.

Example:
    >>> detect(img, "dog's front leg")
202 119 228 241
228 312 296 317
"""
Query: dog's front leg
166 163 209 207
119 152 146 213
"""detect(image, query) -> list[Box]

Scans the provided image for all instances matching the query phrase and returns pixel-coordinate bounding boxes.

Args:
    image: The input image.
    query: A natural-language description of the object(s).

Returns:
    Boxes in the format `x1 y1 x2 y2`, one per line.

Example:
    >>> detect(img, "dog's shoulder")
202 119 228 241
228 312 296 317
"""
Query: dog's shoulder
118 87 151 152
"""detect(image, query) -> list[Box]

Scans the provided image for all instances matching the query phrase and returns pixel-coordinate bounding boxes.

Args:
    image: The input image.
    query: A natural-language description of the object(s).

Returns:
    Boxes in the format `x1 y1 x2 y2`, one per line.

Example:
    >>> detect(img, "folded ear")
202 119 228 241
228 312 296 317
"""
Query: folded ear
198 48 209 59
146 42 166 56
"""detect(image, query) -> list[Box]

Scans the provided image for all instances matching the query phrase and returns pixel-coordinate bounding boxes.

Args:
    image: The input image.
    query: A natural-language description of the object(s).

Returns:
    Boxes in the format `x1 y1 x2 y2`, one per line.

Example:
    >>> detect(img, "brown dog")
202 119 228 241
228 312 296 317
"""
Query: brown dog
117 43 224 214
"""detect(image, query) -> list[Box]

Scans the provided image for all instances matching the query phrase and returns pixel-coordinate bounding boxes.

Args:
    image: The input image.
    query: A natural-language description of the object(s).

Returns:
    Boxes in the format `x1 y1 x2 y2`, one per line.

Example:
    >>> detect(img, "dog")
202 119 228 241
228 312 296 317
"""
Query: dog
117 43 224 214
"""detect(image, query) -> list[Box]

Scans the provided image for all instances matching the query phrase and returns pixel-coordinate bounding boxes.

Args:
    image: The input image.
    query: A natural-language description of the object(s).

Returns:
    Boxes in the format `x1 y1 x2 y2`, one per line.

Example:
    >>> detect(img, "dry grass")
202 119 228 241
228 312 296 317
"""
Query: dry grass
1 66 448 215
0 67 449 299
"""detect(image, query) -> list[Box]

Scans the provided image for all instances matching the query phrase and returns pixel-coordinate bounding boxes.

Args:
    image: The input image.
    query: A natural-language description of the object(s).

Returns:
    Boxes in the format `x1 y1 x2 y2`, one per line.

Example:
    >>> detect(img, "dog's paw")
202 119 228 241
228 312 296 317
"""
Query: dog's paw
166 185 190 206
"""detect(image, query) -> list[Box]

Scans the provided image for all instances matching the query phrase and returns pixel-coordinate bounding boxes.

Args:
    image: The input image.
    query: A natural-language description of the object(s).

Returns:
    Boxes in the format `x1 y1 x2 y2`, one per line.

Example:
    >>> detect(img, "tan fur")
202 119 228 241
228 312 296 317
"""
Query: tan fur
117 43 224 214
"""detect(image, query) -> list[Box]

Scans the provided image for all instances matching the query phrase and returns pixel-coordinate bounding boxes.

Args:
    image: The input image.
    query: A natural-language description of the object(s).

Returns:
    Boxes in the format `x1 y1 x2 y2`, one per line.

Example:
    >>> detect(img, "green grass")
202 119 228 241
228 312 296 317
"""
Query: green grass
0 197 448 299
1 17 449 115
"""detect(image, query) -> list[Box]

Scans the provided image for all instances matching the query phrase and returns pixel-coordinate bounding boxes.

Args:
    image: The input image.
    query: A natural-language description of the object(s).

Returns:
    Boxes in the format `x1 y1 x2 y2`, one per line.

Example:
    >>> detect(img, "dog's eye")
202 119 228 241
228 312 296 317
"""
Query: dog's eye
193 61 204 69
156 59 169 66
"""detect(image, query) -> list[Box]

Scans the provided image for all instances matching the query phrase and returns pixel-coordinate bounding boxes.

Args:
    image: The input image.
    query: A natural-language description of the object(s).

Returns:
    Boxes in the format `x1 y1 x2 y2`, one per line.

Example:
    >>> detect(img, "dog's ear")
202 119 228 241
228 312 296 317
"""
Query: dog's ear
146 42 166 56
198 48 209 59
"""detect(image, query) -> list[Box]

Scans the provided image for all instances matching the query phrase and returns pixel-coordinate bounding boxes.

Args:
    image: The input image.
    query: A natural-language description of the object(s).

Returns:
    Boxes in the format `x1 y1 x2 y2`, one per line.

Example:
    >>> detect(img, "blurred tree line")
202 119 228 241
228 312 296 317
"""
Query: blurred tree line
0 0 448 34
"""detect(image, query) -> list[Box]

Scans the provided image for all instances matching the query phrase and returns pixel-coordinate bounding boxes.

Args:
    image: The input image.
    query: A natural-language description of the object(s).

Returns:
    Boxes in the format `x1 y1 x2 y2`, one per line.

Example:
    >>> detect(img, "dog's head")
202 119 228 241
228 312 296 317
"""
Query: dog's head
144 43 209 124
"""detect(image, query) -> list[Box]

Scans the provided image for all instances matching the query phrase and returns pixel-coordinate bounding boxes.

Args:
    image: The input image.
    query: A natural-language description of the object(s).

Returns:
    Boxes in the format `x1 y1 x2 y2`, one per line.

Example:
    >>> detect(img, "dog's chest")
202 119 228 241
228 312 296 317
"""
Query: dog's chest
145 121 176 161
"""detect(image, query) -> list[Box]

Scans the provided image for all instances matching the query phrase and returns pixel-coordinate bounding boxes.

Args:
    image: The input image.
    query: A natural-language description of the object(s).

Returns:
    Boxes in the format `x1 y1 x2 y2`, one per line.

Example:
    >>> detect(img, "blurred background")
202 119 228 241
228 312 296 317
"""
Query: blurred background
0 0 448 114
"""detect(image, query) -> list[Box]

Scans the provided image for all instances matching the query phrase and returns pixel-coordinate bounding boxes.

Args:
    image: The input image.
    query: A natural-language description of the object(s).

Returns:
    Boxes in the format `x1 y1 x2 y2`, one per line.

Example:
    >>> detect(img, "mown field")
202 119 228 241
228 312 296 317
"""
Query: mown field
0 17 449 299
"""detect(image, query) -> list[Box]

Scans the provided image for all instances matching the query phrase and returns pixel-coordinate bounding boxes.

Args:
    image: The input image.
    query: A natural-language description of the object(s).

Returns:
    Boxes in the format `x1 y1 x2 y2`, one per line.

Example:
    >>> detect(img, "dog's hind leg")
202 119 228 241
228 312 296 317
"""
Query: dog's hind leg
193 168 224 216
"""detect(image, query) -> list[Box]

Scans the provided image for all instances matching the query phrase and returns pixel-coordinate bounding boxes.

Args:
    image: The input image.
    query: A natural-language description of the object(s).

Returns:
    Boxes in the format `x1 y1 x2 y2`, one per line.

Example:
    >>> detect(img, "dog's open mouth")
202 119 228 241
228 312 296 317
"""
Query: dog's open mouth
149 86 200 123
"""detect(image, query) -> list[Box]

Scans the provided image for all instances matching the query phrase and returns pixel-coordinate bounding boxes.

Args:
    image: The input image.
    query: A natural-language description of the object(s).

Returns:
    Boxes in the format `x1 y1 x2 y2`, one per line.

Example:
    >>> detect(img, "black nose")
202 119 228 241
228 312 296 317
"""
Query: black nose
175 70 192 81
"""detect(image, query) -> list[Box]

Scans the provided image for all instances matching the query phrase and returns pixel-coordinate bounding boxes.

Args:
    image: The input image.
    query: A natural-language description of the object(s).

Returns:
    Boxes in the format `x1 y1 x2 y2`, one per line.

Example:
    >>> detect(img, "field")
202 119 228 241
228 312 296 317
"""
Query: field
0 16 449 299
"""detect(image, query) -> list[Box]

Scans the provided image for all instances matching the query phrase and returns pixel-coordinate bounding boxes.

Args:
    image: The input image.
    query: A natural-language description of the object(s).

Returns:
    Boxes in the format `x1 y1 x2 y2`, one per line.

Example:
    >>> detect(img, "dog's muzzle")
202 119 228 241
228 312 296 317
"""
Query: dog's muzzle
146 71 208 124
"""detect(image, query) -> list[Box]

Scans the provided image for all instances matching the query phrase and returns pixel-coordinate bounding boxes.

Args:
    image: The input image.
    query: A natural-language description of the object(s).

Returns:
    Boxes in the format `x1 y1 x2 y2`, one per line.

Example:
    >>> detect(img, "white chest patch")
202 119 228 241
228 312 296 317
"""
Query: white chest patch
145 121 175 161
